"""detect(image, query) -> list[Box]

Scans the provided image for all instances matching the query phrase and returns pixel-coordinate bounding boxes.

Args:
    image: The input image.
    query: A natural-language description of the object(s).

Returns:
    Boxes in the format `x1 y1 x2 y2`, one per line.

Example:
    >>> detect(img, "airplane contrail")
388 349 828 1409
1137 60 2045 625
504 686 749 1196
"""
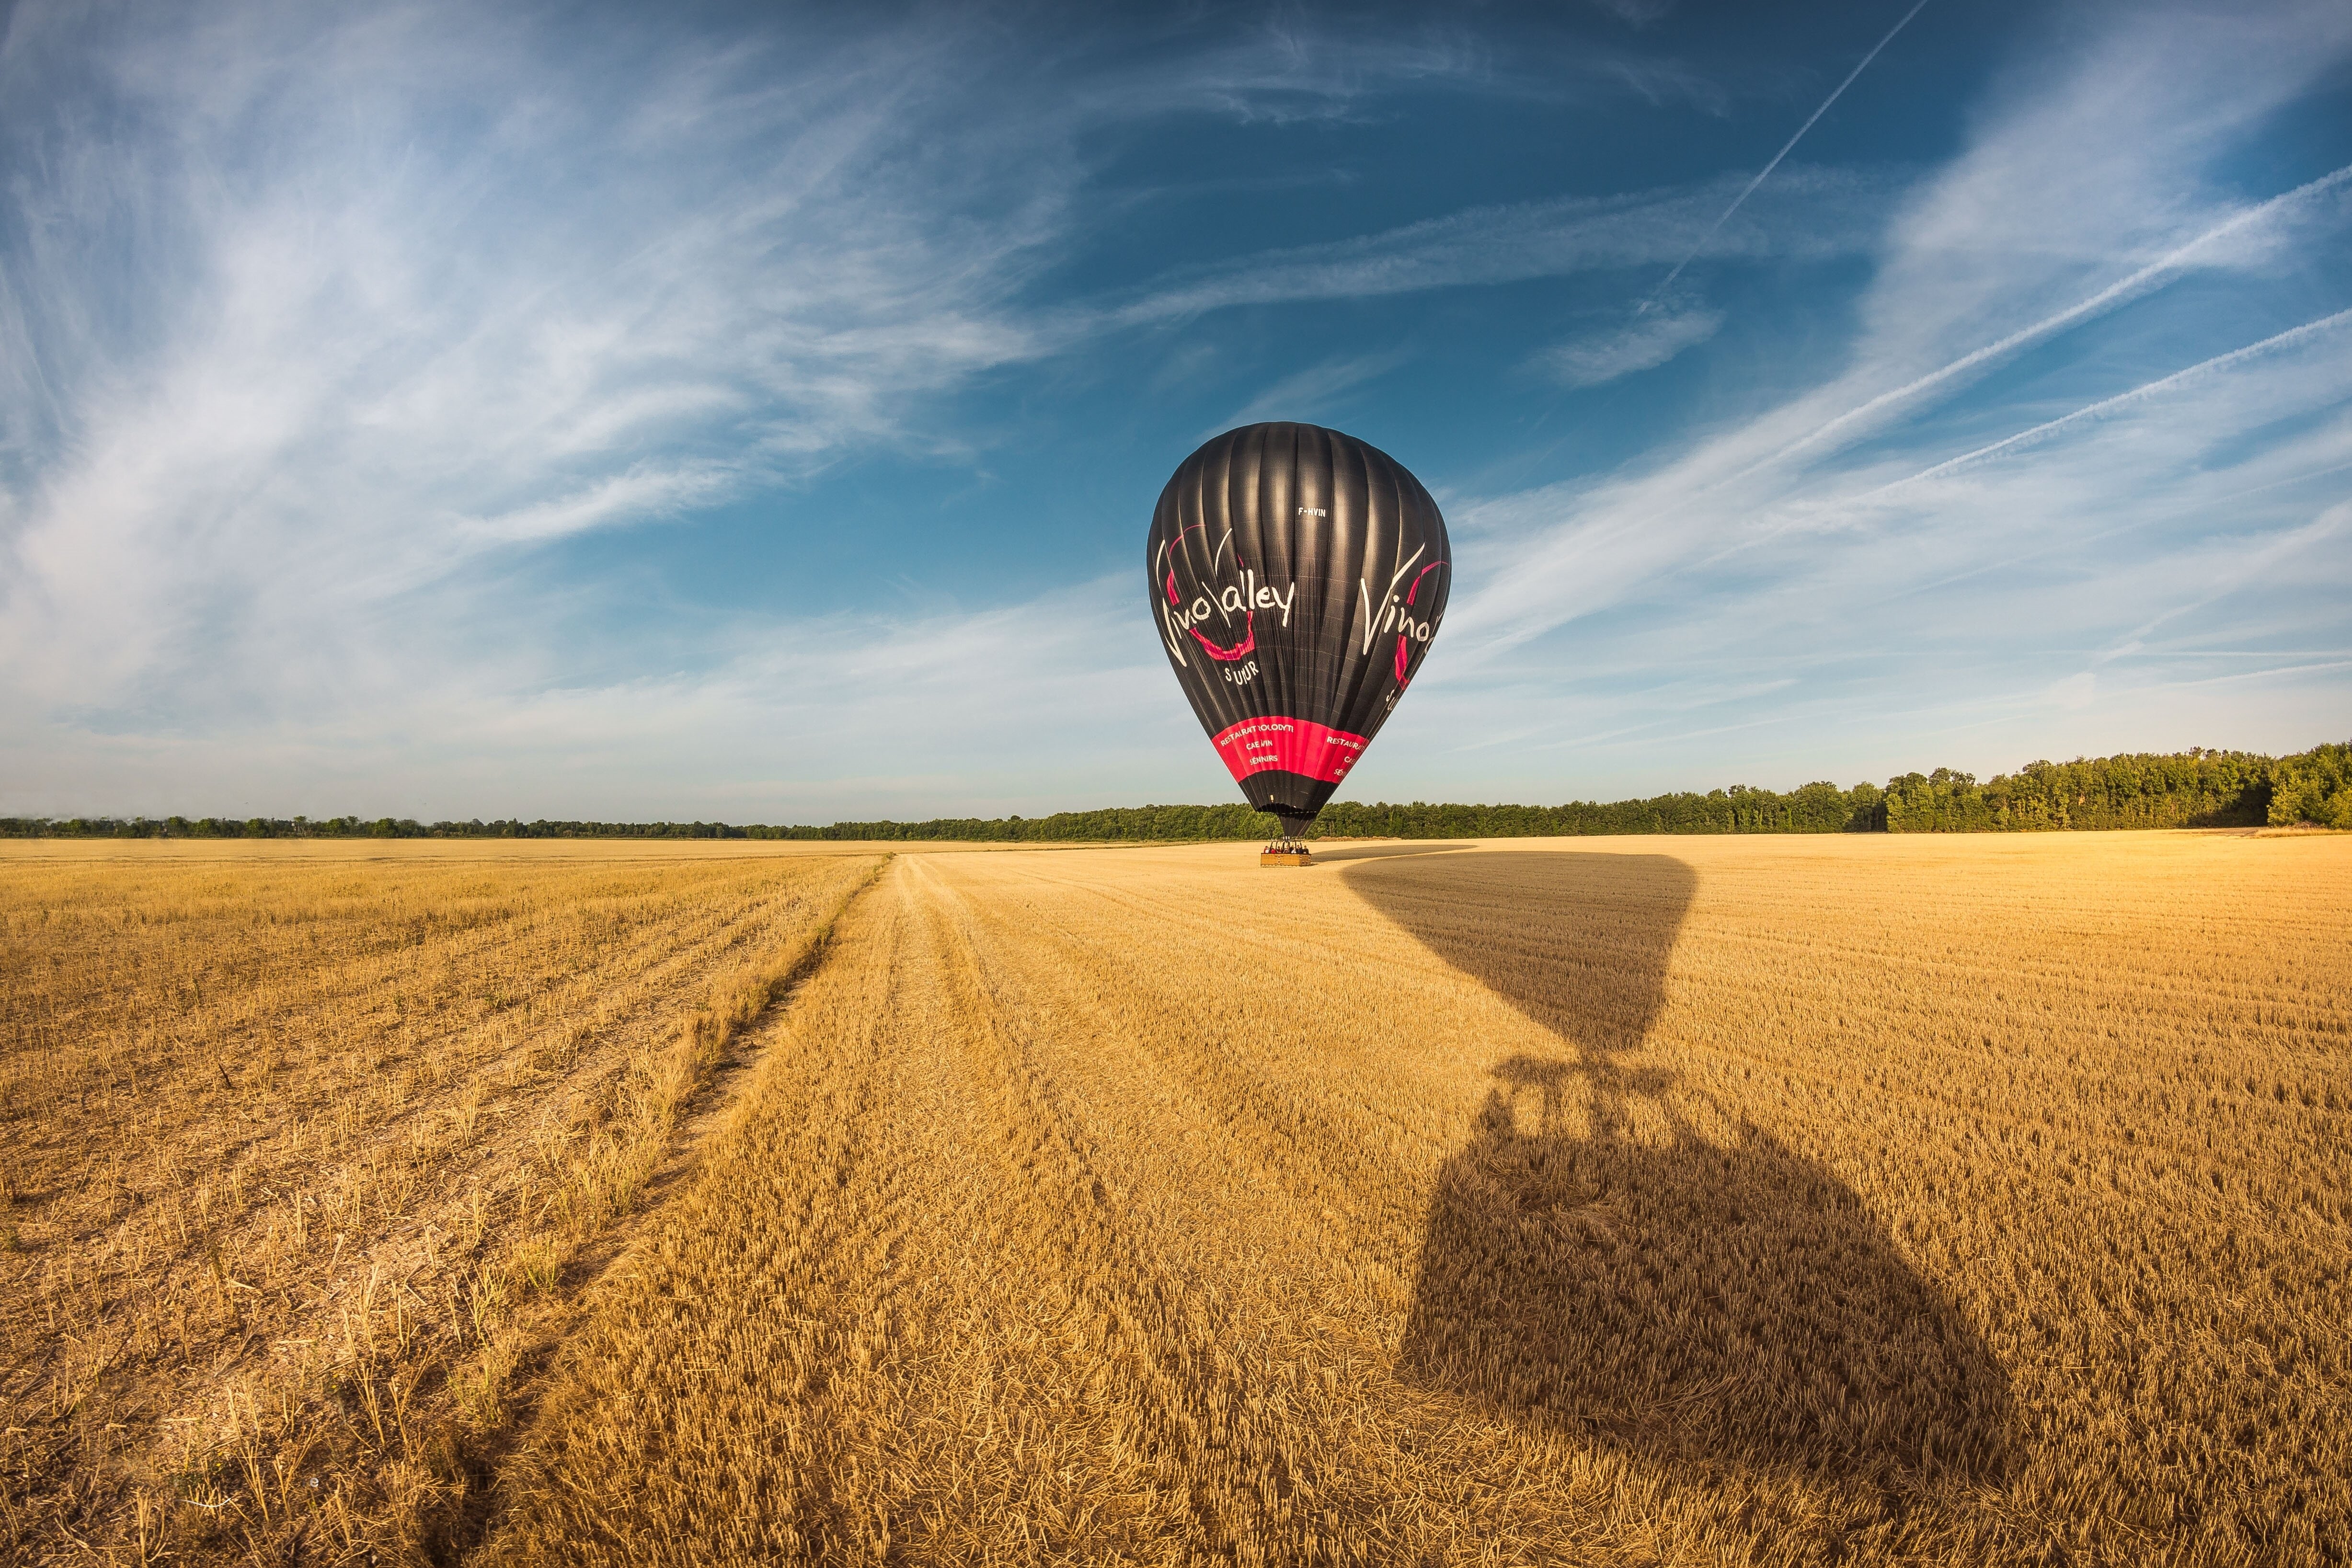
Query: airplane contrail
1638 0 1931 314
1745 160 2352 480
1858 307 2352 500
1685 306 2352 573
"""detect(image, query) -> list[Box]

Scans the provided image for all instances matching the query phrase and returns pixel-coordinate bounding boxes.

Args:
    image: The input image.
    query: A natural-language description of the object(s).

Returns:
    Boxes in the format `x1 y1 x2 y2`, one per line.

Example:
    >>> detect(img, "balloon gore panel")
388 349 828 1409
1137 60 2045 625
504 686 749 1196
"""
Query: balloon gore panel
1146 423 1450 836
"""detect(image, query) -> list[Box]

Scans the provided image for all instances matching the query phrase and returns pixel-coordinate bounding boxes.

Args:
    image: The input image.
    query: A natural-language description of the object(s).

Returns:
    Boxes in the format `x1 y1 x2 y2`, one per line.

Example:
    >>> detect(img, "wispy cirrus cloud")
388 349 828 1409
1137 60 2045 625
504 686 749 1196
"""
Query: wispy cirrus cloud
0 3 1078 727
9 572 1191 824
1390 1 2352 795
1839 308 2352 508
0 1 1732 750
1588 0 1677 30
1452 177 2352 658
1114 165 1893 324
1209 350 1412 435
1537 306 1724 387
6 0 1623 815
0 0 2344 819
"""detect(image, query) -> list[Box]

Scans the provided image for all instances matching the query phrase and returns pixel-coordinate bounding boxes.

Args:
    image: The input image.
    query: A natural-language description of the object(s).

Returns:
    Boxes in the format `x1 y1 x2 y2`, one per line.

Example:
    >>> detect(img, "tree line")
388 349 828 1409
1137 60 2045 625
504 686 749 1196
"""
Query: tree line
5 742 2344 843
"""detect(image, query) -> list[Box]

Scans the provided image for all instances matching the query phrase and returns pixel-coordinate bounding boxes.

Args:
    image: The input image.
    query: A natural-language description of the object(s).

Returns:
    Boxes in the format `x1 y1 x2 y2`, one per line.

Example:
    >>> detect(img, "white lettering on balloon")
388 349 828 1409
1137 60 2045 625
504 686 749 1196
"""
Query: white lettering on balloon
1358 543 1428 654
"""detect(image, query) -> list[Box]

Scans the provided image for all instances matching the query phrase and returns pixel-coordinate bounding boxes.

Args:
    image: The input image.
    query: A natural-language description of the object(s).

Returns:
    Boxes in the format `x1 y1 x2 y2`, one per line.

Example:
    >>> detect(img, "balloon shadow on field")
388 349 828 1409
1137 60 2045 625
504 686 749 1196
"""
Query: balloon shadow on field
1342 850 2012 1484
1305 842 1477 864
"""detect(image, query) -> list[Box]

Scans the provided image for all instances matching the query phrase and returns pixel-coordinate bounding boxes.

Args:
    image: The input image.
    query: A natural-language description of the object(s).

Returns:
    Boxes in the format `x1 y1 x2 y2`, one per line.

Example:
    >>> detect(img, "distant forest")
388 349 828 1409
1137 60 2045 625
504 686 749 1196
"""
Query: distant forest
7 742 2346 842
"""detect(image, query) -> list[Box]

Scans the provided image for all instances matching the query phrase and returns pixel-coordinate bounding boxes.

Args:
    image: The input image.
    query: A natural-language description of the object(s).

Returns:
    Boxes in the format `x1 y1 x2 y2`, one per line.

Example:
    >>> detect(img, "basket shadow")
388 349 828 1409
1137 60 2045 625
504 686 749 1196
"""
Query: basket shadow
1342 850 2013 1483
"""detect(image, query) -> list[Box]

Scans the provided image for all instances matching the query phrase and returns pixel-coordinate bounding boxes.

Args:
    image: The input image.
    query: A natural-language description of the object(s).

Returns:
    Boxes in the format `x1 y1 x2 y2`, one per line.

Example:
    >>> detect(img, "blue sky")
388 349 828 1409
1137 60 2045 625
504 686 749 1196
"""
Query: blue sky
2 0 2347 822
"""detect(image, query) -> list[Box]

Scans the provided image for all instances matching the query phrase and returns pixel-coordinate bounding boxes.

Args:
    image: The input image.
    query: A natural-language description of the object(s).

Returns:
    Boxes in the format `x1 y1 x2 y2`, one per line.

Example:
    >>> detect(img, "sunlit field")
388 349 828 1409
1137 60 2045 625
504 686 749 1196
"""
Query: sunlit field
0 842 881 1560
6 833 2348 1565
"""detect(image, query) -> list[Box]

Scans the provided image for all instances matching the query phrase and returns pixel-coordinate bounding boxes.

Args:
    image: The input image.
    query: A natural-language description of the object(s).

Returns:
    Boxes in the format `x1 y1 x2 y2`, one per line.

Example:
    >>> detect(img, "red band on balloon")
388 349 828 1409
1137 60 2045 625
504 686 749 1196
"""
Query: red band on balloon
1189 618 1255 661
1208 717 1369 785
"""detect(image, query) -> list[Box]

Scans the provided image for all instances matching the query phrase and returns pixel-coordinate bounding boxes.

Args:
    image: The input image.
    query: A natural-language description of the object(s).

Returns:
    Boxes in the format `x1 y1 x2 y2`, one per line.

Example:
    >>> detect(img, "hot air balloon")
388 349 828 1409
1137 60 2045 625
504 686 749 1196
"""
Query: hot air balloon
1147 422 1449 863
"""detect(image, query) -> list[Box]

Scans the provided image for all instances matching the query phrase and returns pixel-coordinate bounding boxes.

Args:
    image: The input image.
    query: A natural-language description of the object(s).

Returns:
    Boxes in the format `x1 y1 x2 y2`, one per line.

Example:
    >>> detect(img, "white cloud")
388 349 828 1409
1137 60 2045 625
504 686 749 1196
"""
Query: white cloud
1114 166 1893 323
1538 308 1723 387
0 1 1552 817
1379 3 2352 795
1588 0 1676 28
1446 4 2352 658
1210 351 1412 436
1 0 2345 819
0 0 1835 821
1 575 1205 822
2044 673 2097 711
0 2 1074 729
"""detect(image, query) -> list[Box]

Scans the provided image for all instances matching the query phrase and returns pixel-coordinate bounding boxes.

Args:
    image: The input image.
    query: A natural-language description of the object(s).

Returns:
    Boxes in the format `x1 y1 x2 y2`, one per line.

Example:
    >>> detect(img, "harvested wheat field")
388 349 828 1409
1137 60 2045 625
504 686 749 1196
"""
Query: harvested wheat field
7 834 2350 1565
475 832 2347 1568
0 842 882 1560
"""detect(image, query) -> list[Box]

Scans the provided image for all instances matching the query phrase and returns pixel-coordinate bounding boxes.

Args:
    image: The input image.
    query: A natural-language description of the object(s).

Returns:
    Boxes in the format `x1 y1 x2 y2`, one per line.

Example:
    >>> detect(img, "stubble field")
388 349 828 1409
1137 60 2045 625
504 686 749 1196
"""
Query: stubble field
0 841 883 1560
4 832 2348 1565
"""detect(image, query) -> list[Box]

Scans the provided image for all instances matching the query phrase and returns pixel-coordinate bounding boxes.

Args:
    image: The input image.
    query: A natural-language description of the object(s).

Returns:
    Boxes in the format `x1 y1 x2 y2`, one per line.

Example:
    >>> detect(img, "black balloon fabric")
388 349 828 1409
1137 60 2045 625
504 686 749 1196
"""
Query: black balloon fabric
1146 423 1450 837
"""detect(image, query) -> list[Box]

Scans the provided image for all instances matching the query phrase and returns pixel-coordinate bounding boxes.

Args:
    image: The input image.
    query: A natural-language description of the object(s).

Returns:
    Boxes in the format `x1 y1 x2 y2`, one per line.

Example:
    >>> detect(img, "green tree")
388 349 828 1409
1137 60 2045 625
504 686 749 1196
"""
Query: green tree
2268 742 2352 827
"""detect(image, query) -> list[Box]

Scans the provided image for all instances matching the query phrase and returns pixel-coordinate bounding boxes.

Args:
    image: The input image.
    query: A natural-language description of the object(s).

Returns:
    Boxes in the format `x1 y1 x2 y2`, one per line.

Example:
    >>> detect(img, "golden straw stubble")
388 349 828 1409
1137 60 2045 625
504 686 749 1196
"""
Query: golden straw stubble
482 832 2351 1567
0 840 880 1564
9 831 2347 1564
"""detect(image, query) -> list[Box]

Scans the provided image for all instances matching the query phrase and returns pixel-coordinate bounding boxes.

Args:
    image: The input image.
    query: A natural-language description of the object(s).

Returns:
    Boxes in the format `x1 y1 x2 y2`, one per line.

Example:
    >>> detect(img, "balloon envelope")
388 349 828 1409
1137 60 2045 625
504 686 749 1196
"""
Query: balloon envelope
1146 422 1450 837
